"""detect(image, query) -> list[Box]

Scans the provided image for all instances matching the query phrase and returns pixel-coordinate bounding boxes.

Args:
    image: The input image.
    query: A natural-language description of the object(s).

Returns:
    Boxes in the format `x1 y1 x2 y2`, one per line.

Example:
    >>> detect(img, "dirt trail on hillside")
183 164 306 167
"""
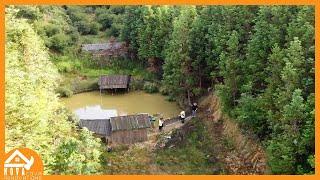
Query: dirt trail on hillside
198 94 267 174
112 94 266 174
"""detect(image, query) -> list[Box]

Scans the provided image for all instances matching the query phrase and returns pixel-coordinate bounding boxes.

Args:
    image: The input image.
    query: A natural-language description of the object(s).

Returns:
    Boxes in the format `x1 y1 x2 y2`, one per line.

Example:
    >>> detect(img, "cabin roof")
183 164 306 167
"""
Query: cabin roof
79 119 112 136
74 106 118 120
82 42 124 52
110 114 151 131
99 75 130 89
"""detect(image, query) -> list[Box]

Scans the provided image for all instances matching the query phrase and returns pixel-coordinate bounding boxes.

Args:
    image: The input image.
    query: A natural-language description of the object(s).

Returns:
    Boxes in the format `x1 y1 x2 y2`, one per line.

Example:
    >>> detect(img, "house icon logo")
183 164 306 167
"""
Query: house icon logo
3 148 43 180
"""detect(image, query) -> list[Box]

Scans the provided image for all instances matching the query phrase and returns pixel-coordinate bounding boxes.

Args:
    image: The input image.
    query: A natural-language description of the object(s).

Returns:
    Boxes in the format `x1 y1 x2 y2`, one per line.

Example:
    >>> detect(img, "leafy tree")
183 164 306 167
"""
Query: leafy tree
267 89 314 174
137 6 174 75
50 129 103 174
66 6 100 35
162 6 197 101
120 6 144 59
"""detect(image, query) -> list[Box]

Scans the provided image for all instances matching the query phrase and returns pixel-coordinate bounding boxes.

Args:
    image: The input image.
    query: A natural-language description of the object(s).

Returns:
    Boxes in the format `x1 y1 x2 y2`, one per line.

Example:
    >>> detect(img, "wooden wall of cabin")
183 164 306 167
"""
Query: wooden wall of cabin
111 129 148 144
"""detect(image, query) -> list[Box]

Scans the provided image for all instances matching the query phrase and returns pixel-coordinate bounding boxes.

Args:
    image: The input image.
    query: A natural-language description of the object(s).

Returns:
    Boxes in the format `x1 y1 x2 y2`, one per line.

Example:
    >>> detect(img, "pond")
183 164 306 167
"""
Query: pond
61 91 181 118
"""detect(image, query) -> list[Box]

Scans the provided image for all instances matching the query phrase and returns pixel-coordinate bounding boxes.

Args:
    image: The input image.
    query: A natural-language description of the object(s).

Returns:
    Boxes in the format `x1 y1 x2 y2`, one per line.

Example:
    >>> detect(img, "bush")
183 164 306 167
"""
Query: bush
72 78 99 93
89 22 101 35
56 86 73 97
159 86 170 95
55 56 83 73
56 61 73 73
44 23 60 36
107 23 123 37
143 82 159 93
97 13 114 30
16 6 42 21
129 77 144 90
73 61 83 71
49 33 71 52
50 128 103 175
165 95 175 102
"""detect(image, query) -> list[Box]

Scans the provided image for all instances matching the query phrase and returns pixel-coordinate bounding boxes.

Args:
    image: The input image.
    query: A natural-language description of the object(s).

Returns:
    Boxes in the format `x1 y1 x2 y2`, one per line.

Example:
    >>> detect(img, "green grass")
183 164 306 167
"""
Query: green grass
100 145 154 175
53 51 157 95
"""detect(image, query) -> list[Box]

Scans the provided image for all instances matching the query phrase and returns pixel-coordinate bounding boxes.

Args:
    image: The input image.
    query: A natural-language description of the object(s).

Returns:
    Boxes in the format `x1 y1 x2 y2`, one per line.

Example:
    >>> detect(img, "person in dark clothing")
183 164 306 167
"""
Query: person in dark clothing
191 102 198 117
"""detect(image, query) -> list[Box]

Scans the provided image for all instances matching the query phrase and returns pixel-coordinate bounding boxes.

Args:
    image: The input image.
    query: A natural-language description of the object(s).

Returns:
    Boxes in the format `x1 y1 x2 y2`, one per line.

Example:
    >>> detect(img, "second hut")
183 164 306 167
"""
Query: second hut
109 114 151 144
99 75 131 91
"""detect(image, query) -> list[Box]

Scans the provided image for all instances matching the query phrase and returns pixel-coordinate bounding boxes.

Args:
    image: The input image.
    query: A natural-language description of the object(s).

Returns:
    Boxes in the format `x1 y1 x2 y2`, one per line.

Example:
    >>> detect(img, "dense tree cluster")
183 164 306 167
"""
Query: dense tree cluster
121 6 315 174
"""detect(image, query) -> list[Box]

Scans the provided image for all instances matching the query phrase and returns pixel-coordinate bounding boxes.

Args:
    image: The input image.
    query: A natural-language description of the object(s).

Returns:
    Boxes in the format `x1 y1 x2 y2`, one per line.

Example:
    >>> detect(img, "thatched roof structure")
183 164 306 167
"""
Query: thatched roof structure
110 114 151 132
99 75 130 89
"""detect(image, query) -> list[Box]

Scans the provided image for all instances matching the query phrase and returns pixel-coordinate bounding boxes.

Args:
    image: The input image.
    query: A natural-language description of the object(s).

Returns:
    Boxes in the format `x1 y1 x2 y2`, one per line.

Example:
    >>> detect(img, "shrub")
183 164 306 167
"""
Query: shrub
73 61 83 71
143 82 159 93
89 22 101 35
107 23 123 37
49 33 71 52
44 23 60 37
129 77 144 90
56 61 73 73
159 86 170 95
72 78 99 93
56 86 73 97
165 95 175 102
97 13 114 30
16 6 42 21
50 128 103 175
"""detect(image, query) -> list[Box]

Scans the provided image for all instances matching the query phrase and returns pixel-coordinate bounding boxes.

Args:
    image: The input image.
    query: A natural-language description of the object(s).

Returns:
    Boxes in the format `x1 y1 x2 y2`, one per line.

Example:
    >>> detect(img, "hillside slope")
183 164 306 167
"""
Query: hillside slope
100 93 267 174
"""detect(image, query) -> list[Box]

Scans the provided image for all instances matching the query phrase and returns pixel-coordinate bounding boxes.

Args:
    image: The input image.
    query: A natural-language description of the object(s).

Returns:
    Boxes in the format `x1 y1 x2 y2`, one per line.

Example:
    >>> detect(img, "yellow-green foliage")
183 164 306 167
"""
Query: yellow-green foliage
5 7 103 175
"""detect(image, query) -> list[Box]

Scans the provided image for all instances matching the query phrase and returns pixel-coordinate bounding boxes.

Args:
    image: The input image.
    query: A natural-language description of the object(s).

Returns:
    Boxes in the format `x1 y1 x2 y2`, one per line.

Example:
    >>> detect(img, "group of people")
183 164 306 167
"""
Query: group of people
158 102 198 131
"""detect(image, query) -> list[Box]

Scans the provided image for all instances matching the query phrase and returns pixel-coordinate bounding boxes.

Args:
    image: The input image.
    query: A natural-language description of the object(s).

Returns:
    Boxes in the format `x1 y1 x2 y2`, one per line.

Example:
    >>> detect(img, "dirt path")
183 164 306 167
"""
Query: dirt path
198 94 267 174
110 94 266 174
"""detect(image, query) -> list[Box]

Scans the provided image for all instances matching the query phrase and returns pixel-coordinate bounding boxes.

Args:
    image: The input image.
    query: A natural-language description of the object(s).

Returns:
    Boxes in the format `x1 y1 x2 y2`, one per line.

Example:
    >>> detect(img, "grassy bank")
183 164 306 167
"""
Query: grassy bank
53 53 160 97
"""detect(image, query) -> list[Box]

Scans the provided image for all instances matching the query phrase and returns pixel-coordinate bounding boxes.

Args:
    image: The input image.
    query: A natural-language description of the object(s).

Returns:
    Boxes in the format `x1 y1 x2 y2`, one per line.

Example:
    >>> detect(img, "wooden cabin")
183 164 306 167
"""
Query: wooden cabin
110 114 151 144
77 107 151 145
76 106 117 137
98 75 131 90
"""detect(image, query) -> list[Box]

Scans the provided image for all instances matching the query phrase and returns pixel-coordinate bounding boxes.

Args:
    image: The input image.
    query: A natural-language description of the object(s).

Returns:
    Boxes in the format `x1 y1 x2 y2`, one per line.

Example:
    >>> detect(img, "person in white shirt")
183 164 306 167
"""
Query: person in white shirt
180 111 186 123
159 118 164 131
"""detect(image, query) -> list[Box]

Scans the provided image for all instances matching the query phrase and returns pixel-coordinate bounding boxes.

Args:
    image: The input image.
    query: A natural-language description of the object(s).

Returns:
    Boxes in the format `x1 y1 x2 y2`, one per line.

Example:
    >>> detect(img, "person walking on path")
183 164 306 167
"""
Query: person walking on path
180 111 186 123
159 118 164 131
191 102 198 117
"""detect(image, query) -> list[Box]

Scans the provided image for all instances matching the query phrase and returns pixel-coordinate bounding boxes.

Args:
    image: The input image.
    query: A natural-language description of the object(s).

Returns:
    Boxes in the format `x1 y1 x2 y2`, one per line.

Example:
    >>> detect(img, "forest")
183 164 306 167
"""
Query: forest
5 5 315 175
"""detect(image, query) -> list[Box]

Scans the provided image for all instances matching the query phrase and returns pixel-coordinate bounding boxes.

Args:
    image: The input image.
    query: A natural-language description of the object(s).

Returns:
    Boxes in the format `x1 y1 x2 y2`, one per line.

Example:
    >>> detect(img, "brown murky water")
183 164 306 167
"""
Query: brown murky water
61 91 181 118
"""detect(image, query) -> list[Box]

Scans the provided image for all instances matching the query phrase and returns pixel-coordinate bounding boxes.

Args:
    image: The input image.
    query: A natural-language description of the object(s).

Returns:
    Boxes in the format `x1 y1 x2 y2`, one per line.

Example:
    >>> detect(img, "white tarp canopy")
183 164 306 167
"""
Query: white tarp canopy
74 105 118 120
